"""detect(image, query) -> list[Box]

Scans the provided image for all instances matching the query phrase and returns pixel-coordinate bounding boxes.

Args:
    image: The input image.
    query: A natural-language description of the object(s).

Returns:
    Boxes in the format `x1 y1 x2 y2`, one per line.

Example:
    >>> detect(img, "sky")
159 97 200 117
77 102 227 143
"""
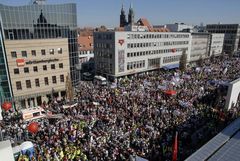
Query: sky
1 0 240 28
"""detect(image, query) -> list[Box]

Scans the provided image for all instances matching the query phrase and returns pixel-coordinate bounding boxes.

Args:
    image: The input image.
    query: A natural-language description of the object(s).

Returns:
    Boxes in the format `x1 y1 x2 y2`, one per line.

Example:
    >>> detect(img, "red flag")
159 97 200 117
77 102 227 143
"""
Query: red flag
172 132 178 161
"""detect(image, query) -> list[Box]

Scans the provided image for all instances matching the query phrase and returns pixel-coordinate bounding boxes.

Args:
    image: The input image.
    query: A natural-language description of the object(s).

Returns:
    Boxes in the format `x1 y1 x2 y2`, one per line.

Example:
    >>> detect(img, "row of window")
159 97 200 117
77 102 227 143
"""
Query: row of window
127 41 189 49
16 75 65 90
127 48 186 57
13 63 64 74
127 33 190 39
127 60 145 70
163 55 181 64
95 51 112 59
95 43 113 49
11 48 63 58
96 34 113 40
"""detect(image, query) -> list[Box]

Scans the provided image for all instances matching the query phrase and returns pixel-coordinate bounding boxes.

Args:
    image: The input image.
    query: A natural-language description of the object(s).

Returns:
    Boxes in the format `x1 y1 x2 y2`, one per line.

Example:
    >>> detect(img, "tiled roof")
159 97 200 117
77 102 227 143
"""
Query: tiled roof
78 35 93 51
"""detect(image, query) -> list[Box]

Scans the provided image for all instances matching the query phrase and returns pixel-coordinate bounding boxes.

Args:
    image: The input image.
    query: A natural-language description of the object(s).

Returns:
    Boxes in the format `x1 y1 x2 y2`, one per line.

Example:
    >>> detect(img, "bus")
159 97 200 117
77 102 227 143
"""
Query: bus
93 76 107 86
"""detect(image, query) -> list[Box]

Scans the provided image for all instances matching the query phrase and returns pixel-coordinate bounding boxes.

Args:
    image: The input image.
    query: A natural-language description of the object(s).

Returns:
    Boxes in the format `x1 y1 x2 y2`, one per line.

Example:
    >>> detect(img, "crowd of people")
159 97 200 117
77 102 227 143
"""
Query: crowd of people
1 55 240 161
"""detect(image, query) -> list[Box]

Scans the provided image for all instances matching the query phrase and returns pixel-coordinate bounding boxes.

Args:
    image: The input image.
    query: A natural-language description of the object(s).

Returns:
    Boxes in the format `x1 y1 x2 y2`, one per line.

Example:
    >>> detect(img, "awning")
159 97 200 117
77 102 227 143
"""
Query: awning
163 63 179 70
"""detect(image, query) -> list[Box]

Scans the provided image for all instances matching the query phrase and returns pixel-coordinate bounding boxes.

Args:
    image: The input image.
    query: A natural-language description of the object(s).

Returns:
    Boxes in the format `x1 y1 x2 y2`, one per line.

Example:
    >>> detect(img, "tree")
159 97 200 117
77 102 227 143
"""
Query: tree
65 73 73 102
220 52 224 61
179 49 187 72
210 51 215 62
197 55 204 67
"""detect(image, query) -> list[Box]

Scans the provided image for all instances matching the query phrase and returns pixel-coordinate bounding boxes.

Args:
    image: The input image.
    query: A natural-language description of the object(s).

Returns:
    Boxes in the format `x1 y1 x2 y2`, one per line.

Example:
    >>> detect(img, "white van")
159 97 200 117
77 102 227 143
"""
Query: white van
93 76 107 86
21 107 52 121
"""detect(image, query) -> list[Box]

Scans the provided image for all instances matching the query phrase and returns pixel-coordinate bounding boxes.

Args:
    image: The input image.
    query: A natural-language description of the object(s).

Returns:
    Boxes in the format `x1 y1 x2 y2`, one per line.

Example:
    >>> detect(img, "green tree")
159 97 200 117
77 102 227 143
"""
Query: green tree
179 49 187 72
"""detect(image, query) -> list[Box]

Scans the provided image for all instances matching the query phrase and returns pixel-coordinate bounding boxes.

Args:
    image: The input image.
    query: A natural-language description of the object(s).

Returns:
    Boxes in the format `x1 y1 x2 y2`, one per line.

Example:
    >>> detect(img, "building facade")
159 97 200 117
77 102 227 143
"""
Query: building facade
209 33 224 56
154 23 193 32
4 39 69 108
206 24 240 54
94 31 191 79
190 33 210 61
0 3 79 85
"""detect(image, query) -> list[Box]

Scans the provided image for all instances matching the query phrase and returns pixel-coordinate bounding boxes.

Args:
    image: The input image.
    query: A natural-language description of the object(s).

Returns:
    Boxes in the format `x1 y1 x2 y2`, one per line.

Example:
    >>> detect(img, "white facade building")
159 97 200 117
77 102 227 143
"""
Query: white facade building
156 23 194 32
190 33 210 61
209 33 224 56
94 31 191 79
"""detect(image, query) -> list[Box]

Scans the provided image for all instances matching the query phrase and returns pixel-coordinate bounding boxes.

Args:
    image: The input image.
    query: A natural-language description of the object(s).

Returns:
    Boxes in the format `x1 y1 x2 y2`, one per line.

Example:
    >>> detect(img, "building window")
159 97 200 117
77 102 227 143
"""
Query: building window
31 50 36 56
49 49 54 55
59 63 63 68
16 81 22 90
60 75 64 82
52 76 57 84
43 65 47 71
26 80 31 88
51 64 55 69
33 66 38 72
58 48 62 54
22 51 27 57
41 49 46 55
35 79 40 87
44 77 49 85
24 67 29 73
14 68 20 74
11 51 17 58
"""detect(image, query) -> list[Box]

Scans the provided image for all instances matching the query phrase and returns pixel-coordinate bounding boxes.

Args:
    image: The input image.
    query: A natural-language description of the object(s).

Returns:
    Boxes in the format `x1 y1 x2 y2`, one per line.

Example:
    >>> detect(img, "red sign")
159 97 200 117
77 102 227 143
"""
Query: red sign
16 59 25 67
172 48 176 53
118 39 124 46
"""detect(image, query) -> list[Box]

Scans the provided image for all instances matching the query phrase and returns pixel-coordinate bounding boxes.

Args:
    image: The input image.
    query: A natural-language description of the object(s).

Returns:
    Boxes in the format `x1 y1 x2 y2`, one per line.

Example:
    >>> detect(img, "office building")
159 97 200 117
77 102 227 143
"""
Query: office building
0 23 13 104
190 33 210 61
206 24 240 54
209 33 225 56
94 31 191 80
0 2 78 108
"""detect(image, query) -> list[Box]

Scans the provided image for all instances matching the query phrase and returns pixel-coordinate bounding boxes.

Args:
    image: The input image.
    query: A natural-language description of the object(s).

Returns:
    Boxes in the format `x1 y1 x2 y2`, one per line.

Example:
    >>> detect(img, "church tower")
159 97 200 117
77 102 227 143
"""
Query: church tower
120 4 127 27
128 3 135 26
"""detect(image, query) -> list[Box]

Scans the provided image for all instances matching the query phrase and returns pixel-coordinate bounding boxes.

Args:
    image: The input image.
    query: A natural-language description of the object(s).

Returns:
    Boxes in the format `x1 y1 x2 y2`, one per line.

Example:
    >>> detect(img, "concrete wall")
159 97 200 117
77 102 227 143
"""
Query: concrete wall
225 78 240 110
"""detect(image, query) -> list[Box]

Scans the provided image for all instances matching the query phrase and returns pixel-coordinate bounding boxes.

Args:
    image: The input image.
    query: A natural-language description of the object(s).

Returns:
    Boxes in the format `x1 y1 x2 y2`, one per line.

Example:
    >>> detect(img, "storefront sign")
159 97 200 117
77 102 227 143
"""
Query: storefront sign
26 58 59 65
16 59 25 67
118 39 124 46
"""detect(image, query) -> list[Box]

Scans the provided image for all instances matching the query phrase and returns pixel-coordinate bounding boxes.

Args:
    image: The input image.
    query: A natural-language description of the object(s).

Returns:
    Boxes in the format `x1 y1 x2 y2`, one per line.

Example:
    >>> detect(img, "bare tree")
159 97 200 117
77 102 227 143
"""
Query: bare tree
179 49 187 72
197 55 204 67
65 73 73 102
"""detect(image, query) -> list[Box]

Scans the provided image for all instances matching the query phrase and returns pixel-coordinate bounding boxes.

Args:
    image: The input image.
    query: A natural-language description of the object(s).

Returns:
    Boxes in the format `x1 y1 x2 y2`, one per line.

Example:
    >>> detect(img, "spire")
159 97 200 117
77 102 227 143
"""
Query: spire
128 2 134 25
120 3 127 27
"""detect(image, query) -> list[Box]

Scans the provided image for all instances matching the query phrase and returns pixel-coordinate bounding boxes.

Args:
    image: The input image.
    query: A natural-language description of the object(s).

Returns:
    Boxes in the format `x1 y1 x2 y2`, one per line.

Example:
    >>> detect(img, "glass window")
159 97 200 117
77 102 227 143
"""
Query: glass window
35 79 40 87
22 51 27 57
43 65 47 71
14 68 20 74
52 76 57 84
41 49 46 55
11 51 17 58
16 81 22 90
51 64 55 69
33 66 38 72
60 75 64 82
49 49 54 55
26 80 31 88
24 67 29 73
31 50 36 56
58 48 62 54
59 63 63 68
44 77 49 85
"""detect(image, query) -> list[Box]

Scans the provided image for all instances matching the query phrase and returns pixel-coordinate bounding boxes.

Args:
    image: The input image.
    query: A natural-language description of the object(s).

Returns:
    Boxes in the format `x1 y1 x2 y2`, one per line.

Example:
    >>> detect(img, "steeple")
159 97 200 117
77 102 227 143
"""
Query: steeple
128 3 134 26
120 3 127 27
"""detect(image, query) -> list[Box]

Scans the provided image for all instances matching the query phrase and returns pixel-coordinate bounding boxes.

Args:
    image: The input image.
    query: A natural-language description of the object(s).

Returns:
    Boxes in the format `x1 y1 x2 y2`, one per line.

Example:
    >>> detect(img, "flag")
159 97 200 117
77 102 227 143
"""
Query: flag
172 132 178 161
